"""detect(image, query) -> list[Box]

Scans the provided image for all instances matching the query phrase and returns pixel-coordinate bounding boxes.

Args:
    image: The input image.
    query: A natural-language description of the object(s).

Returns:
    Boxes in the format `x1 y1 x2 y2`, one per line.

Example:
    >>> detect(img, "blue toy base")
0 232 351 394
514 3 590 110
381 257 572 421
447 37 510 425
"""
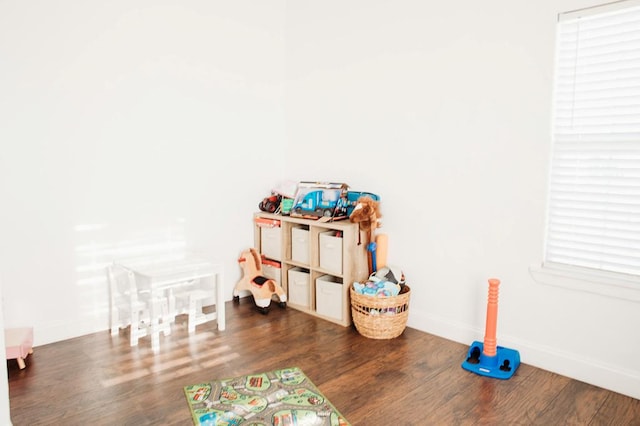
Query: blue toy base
461 341 520 380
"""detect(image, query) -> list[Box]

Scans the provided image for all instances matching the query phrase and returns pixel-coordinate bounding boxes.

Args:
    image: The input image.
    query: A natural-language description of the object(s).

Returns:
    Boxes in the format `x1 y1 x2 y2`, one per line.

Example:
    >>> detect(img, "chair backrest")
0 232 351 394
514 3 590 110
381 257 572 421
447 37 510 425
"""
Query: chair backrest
106 263 140 308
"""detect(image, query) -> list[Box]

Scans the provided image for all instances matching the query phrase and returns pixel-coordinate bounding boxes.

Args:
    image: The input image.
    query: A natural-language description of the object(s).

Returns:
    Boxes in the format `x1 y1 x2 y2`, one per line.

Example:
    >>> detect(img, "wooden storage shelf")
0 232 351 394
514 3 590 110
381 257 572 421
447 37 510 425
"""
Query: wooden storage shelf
254 212 369 326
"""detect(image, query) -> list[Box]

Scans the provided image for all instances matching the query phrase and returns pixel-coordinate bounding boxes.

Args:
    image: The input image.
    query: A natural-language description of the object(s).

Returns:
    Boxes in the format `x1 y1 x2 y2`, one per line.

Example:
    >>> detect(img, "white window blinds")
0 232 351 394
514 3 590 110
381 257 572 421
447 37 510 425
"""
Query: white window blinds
545 1 640 276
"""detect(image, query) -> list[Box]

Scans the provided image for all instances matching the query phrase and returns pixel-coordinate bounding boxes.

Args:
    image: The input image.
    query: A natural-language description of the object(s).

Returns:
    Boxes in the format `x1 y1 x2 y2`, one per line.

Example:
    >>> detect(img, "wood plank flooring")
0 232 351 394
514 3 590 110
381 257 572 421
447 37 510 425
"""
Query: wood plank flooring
7 299 640 425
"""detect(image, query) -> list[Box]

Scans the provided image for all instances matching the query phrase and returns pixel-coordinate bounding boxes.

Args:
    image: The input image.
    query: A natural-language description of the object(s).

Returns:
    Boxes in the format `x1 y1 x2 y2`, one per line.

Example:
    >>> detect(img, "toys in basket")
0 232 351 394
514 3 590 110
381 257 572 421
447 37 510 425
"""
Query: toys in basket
353 266 405 298
350 266 410 339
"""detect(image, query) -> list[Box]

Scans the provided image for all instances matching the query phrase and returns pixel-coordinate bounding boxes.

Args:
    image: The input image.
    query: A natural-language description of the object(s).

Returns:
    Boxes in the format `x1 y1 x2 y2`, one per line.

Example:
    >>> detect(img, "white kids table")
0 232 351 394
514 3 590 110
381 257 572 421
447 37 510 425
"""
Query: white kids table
116 255 225 353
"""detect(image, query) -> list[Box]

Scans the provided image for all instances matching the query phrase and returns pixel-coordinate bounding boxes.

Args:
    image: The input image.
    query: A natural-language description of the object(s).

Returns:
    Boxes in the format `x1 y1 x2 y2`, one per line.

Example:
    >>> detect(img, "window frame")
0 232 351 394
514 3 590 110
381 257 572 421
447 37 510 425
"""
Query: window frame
534 0 640 300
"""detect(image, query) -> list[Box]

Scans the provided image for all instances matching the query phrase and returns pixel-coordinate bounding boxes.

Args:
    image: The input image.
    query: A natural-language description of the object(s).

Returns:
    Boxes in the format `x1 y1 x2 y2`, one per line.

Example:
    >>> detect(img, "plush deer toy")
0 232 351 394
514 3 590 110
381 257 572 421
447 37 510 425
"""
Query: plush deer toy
349 196 383 274
233 248 287 314
349 196 382 245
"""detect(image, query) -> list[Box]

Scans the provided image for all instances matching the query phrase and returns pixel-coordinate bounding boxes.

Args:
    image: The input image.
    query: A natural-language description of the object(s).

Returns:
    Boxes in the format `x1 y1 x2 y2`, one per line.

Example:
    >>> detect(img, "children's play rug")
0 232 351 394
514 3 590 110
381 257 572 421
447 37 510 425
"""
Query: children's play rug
184 366 351 425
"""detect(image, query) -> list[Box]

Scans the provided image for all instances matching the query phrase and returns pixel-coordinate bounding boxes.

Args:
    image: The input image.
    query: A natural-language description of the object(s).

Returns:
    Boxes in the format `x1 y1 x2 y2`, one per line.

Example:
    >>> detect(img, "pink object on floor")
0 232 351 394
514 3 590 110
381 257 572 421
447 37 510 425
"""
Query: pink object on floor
5 327 33 369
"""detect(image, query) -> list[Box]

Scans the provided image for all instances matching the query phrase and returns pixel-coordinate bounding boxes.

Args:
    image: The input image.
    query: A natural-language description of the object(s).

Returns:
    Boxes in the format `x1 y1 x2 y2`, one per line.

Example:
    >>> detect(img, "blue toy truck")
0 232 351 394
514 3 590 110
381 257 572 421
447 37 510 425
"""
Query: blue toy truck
292 189 379 219
344 191 379 216
292 190 342 217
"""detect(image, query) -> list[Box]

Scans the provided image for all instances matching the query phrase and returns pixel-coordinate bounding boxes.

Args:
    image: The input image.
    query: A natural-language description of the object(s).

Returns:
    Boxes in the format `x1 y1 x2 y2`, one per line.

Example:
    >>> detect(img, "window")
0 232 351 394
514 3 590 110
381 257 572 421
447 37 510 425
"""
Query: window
544 1 640 282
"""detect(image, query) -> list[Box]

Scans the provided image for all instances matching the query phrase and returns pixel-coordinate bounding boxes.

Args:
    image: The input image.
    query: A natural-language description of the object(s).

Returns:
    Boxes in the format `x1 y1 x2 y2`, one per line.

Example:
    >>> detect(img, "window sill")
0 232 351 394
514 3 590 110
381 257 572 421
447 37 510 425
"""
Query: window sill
529 263 640 303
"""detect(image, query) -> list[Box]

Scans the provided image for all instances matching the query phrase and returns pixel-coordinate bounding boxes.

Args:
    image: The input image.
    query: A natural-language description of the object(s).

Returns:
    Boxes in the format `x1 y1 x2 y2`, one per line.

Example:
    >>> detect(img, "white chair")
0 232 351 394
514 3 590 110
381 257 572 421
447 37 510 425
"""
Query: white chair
172 278 218 334
107 263 149 347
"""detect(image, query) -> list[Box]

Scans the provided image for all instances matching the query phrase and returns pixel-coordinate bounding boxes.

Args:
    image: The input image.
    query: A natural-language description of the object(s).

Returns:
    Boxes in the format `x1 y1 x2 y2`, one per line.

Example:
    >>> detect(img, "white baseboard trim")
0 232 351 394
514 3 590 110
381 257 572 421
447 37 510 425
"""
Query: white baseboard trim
407 308 640 401
32 318 106 347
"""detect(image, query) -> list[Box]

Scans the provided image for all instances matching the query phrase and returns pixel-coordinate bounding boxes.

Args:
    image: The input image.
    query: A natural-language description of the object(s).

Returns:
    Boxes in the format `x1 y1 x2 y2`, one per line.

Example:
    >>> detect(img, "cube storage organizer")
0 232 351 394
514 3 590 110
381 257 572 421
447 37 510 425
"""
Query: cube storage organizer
350 285 410 339
253 212 369 327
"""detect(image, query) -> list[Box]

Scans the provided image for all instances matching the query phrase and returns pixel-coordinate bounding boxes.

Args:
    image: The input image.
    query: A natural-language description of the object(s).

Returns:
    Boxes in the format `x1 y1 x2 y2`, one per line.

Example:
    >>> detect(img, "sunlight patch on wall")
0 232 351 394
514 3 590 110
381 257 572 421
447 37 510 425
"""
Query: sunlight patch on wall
73 218 189 320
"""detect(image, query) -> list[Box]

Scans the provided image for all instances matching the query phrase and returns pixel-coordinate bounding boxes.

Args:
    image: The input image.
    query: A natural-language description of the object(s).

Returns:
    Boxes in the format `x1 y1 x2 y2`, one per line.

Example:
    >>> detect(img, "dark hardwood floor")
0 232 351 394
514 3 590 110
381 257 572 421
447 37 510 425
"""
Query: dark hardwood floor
7 299 640 426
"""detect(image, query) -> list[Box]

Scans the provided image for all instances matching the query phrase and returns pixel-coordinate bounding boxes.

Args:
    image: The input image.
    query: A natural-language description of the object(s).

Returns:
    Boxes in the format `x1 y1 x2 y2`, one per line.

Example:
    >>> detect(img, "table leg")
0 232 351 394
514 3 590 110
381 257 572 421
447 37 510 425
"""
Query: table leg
150 295 161 353
216 270 226 331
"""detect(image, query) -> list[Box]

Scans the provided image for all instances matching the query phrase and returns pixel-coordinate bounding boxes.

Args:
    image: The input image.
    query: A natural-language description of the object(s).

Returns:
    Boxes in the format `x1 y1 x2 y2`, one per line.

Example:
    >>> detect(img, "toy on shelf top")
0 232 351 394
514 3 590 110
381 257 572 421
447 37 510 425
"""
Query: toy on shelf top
285 181 380 222
290 182 349 220
348 196 382 243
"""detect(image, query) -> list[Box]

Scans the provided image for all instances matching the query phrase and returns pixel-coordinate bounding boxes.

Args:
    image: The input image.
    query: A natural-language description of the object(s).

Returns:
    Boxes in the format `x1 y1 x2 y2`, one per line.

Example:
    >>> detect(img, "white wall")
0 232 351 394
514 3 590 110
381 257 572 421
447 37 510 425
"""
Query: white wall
0 0 286 345
1 0 638 418
284 0 640 400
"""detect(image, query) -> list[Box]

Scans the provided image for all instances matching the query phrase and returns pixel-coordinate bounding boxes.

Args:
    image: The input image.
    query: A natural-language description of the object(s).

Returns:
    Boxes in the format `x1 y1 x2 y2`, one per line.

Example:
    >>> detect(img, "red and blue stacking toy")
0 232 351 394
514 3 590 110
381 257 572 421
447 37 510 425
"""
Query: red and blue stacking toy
462 278 520 379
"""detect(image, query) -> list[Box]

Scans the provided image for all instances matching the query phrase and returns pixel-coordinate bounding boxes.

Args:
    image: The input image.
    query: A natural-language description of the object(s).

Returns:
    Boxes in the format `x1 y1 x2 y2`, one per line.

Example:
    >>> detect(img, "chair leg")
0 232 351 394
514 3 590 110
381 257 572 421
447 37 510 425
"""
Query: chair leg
167 289 178 323
188 296 199 334
149 297 162 352
130 309 140 347
110 307 120 336
160 297 171 336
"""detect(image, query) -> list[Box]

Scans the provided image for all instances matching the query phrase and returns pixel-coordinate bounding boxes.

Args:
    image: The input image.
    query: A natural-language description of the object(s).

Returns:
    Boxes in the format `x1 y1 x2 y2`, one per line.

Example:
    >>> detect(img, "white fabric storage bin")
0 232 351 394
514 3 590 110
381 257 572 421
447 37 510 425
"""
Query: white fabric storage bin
262 260 281 286
287 267 310 308
316 275 343 321
291 227 309 264
319 231 343 275
261 226 282 261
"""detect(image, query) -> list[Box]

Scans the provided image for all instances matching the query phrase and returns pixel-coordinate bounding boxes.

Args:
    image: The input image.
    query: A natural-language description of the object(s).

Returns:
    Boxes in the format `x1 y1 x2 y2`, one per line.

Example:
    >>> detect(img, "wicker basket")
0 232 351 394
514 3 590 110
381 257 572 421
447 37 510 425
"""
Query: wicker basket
350 285 410 339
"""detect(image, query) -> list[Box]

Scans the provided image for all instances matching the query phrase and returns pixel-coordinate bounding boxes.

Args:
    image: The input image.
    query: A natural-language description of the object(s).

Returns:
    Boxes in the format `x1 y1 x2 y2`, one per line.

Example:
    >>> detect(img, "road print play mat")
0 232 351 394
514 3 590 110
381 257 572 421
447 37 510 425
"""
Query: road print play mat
184 366 350 425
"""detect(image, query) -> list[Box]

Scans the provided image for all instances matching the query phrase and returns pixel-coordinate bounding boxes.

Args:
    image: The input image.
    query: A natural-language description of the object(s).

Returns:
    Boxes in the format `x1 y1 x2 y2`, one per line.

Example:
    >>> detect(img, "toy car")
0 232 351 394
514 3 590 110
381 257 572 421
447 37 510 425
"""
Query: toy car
259 194 282 213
